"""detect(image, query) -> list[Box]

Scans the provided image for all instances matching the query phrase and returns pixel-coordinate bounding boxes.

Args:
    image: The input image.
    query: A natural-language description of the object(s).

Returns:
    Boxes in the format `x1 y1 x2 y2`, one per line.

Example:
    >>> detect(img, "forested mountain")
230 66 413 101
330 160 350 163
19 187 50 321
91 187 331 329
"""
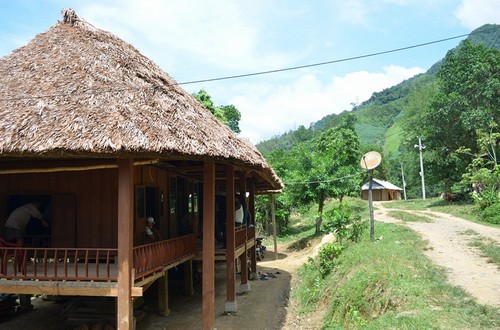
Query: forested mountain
257 24 500 157
256 23 499 203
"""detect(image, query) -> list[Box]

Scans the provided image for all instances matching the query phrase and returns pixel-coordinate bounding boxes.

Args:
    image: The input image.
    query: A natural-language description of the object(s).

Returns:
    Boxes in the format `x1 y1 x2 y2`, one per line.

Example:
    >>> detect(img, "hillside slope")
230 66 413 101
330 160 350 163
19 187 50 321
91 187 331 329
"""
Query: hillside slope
256 24 500 157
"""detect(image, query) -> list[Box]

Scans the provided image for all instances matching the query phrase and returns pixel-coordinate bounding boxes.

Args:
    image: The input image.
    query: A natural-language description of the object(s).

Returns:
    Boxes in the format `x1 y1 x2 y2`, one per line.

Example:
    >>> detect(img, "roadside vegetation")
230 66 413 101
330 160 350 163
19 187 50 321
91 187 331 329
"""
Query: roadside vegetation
386 210 432 222
383 198 499 227
459 229 500 268
288 198 499 329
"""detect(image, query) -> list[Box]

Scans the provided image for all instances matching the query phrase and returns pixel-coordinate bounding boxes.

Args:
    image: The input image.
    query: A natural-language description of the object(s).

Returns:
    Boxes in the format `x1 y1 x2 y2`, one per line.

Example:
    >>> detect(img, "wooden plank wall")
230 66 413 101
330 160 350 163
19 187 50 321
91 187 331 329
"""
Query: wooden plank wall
0 165 170 249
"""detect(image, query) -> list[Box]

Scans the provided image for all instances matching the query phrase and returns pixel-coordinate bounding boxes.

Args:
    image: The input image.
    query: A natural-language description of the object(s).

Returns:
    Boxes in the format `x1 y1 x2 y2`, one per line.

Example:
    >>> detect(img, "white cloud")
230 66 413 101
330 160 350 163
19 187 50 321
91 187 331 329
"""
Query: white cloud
334 0 370 26
455 0 500 29
233 65 425 143
79 0 295 72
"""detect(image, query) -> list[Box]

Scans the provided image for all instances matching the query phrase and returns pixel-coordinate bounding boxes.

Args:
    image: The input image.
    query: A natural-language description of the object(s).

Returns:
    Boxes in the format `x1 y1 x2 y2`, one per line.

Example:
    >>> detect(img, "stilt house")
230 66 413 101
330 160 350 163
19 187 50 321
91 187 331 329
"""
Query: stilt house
0 9 283 329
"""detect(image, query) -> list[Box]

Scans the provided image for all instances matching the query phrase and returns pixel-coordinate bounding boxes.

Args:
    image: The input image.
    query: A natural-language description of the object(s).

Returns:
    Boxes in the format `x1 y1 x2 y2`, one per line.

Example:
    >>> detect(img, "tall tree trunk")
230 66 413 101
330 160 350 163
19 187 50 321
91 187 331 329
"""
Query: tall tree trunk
315 193 325 234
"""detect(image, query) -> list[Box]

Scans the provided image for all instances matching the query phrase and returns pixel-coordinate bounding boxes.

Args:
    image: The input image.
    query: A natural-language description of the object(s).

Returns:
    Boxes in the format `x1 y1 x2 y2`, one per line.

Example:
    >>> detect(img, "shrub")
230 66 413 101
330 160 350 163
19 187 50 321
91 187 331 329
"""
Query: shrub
322 203 352 243
481 202 500 224
317 242 344 277
472 188 499 210
323 203 366 243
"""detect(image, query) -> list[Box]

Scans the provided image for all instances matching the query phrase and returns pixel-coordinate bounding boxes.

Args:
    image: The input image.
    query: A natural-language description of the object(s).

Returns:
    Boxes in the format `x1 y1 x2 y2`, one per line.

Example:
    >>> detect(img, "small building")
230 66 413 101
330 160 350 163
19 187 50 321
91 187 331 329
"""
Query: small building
361 179 402 201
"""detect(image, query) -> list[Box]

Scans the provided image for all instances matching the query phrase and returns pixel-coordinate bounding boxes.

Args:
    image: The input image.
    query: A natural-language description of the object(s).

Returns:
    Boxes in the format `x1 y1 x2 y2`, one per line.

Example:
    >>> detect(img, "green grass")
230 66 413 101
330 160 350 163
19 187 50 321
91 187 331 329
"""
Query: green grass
470 237 500 268
383 197 499 226
291 199 499 329
459 230 500 268
387 210 432 223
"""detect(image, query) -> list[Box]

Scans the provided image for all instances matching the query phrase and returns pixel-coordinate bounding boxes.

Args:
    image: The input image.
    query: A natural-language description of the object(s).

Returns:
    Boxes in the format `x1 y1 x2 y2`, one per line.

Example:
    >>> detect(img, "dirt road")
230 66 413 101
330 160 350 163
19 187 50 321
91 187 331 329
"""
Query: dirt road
374 201 500 307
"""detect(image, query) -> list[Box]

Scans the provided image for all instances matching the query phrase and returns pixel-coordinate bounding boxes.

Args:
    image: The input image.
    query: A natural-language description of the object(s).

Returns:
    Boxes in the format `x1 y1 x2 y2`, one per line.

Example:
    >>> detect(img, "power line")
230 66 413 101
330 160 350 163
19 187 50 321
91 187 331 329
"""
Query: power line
0 32 474 102
177 33 470 86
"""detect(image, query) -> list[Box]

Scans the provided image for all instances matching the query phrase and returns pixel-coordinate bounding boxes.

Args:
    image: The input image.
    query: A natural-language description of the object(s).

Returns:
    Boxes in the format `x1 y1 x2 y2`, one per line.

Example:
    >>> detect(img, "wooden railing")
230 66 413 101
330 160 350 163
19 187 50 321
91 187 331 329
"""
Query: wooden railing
235 226 247 250
0 247 118 281
0 234 197 282
133 233 197 279
246 226 255 242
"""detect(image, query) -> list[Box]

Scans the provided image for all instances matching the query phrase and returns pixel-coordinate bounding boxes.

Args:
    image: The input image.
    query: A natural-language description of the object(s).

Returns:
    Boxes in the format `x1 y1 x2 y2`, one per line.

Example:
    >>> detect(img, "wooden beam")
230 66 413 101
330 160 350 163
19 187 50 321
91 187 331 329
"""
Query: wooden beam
202 161 216 330
225 165 236 309
117 158 134 330
0 159 158 174
0 281 142 297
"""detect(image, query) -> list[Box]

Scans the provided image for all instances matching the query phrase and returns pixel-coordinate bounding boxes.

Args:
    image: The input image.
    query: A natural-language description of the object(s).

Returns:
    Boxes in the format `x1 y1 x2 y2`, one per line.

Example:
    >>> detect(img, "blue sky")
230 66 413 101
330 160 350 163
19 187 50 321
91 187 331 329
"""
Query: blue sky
1 1 499 143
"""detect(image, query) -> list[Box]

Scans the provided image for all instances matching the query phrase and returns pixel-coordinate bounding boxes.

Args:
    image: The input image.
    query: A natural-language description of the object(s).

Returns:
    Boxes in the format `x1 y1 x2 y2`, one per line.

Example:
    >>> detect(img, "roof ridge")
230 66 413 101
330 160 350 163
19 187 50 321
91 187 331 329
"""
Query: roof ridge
61 8 96 31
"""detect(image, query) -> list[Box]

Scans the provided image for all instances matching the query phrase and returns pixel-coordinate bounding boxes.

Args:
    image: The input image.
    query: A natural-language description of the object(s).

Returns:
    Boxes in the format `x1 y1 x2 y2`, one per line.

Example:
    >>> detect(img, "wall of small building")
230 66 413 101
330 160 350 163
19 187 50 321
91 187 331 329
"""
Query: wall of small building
361 189 401 201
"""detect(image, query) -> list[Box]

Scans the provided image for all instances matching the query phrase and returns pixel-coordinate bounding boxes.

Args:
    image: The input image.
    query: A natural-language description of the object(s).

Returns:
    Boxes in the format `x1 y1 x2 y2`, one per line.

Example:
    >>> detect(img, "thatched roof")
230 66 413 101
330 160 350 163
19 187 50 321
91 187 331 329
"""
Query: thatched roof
0 9 282 191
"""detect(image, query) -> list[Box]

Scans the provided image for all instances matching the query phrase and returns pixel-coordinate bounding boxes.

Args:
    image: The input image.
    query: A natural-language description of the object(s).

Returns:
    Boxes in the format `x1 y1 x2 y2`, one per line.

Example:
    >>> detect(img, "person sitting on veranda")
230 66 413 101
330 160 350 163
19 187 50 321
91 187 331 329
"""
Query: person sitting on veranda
235 199 244 226
143 216 160 243
4 201 48 246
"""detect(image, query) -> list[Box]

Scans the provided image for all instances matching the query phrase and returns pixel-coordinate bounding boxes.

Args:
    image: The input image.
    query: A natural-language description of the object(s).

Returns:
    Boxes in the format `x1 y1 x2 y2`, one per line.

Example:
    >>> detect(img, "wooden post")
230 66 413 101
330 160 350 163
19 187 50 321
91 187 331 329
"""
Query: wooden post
158 271 170 316
248 180 257 279
202 161 216 329
184 260 194 296
271 194 278 260
237 172 249 291
369 170 375 241
117 158 134 330
224 165 237 313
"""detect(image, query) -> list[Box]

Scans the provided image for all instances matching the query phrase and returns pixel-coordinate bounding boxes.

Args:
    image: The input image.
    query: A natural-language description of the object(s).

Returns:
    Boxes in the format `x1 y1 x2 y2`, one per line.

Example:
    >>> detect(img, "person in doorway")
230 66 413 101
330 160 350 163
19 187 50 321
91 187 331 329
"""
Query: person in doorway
4 201 48 246
144 216 160 243
235 199 244 225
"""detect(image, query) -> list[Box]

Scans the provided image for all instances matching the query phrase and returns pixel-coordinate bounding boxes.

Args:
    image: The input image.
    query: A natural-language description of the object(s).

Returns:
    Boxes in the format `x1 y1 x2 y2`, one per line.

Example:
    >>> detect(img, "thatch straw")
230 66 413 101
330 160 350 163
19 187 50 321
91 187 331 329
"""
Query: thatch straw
0 9 282 191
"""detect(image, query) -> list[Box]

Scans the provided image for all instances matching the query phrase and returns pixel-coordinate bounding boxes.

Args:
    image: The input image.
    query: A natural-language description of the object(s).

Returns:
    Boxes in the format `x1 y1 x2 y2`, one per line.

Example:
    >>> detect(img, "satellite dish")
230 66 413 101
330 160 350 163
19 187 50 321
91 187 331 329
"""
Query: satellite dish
360 151 381 170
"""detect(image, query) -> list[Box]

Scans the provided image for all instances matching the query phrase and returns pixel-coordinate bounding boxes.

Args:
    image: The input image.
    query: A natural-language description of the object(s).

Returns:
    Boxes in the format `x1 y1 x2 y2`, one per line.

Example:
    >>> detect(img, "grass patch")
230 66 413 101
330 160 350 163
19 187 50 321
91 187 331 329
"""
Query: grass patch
387 210 432 223
459 229 479 236
293 221 500 329
469 237 500 268
383 198 498 227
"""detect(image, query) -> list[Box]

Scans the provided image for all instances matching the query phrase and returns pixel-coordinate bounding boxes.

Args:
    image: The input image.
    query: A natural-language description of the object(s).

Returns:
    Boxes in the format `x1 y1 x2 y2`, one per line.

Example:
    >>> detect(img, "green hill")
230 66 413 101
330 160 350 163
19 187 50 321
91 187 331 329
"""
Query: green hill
257 24 500 160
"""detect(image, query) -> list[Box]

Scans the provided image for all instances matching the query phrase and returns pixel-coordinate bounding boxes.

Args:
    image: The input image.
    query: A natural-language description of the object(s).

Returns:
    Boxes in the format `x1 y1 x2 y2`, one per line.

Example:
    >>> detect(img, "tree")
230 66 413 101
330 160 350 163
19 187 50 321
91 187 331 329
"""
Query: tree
401 41 500 191
192 89 242 133
288 114 362 234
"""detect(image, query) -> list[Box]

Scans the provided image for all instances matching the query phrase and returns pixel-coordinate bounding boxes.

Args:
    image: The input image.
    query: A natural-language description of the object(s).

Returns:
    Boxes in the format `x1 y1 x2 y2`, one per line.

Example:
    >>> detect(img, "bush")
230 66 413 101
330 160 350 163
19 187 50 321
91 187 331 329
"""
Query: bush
323 203 366 243
472 188 499 210
481 202 500 224
317 242 344 277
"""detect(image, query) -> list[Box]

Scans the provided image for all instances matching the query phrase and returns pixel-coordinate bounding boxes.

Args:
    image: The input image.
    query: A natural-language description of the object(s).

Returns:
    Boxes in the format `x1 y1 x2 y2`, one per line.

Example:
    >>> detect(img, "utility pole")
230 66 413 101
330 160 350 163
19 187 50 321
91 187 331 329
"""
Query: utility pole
400 163 407 200
414 137 426 200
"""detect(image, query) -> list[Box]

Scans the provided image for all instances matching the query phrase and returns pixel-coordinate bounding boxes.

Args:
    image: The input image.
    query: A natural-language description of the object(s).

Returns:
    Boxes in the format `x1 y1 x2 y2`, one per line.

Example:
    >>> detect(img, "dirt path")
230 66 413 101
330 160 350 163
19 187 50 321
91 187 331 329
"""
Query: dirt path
374 201 500 307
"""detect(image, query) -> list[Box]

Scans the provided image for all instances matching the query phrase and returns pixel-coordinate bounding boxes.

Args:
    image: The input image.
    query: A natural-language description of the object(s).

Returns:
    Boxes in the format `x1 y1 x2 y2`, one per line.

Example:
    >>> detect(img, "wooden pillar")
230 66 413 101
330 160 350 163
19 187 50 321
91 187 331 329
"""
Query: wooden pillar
248 180 255 226
184 260 194 296
202 161 216 329
271 194 278 260
117 158 134 330
158 271 170 316
249 180 257 279
237 172 249 292
225 165 237 313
